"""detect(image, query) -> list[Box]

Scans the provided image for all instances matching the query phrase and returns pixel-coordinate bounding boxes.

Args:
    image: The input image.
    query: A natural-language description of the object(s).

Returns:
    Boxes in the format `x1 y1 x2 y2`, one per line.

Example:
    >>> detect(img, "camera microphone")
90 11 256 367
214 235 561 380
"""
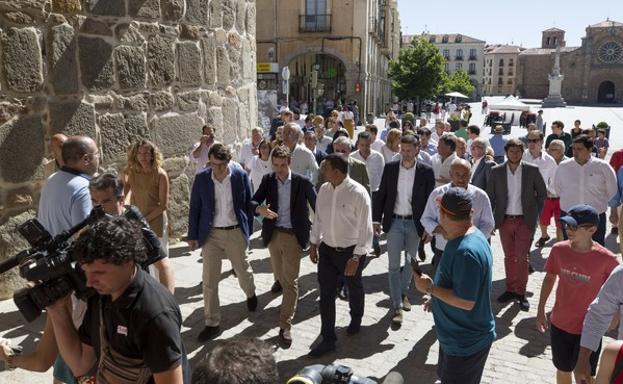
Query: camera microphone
381 372 404 384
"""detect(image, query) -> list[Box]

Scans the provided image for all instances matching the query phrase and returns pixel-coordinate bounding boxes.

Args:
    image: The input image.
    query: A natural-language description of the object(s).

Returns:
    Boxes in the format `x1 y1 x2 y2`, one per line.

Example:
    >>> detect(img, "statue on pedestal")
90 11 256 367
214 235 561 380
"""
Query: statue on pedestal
542 45 568 108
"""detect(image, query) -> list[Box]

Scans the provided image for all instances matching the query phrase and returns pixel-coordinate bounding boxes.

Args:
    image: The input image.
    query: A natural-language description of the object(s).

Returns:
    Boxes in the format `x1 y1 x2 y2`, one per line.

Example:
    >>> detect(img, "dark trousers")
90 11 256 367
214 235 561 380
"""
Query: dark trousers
437 343 491 384
432 247 444 267
318 243 366 341
561 211 606 246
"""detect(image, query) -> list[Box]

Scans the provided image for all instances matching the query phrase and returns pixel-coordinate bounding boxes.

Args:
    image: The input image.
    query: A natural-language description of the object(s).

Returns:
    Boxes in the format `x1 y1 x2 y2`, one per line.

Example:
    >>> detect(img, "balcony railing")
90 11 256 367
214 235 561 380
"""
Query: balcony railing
455 56 463 61
469 55 477 61
299 14 331 33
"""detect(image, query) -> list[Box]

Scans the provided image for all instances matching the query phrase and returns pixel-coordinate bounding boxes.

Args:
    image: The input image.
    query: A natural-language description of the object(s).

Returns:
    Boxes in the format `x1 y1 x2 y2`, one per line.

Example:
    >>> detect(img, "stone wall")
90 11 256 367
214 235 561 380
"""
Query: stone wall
0 0 257 296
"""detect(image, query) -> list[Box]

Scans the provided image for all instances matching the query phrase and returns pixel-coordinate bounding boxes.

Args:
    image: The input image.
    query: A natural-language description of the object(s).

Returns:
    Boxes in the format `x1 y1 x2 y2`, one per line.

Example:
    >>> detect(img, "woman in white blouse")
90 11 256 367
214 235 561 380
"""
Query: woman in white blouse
380 128 402 162
249 139 273 193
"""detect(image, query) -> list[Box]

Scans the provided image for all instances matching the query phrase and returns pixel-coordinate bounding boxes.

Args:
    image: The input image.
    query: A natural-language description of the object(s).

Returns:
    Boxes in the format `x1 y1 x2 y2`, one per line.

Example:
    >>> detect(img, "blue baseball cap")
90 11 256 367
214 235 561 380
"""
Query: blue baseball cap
559 204 599 226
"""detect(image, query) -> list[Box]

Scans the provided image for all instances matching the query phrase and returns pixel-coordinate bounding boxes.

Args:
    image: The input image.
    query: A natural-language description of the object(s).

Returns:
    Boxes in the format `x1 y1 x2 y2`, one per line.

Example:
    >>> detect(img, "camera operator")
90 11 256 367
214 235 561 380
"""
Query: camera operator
89 171 175 293
191 337 278 384
47 216 190 384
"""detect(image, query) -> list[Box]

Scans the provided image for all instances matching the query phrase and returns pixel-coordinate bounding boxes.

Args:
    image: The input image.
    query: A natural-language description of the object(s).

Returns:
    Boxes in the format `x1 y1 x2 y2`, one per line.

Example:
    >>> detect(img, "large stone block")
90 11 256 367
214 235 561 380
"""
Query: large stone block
206 107 222 128
150 91 174 111
5 186 34 209
115 46 146 90
201 37 216 86
88 0 125 16
241 36 254 80
177 90 202 111
49 101 96 138
185 0 208 25
167 173 189 238
235 0 245 32
81 18 113 36
209 0 222 29
161 0 185 22
113 93 149 111
162 156 188 178
0 116 44 183
147 35 175 87
222 97 239 142
216 46 231 86
222 0 235 30
151 113 204 156
0 210 34 299
52 0 81 13
128 0 160 19
177 42 202 87
5 12 34 24
245 2 256 36
0 100 26 126
79 36 114 90
116 22 146 45
2 27 44 92
99 112 147 163
49 23 79 95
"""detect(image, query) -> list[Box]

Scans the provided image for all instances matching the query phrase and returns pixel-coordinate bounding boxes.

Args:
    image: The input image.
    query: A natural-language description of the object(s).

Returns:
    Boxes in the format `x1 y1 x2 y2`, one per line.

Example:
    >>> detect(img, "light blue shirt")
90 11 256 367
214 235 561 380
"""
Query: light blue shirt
276 170 293 228
489 134 507 157
38 169 92 236
420 183 495 251
608 167 623 208
422 142 438 157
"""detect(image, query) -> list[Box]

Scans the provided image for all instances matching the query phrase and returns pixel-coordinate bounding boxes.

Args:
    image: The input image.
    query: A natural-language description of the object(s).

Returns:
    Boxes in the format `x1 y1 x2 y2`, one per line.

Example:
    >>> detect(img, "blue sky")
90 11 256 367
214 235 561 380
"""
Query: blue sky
397 0 623 48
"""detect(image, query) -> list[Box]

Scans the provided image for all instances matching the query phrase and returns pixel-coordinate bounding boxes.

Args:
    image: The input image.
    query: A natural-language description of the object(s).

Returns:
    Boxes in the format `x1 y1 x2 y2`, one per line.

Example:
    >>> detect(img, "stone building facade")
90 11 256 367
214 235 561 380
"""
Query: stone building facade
402 33 486 98
483 45 524 96
0 0 257 297
517 20 623 104
255 0 401 120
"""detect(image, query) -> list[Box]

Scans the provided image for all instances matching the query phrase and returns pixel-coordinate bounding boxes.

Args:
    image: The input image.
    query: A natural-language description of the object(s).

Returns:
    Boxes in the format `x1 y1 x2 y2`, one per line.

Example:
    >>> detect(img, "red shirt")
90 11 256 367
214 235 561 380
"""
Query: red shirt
610 149 623 172
545 241 619 334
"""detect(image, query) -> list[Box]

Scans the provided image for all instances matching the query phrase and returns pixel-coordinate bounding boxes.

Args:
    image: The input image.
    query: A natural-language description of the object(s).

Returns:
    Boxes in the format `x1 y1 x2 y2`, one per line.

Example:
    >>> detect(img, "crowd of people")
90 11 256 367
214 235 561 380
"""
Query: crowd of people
3 107 623 383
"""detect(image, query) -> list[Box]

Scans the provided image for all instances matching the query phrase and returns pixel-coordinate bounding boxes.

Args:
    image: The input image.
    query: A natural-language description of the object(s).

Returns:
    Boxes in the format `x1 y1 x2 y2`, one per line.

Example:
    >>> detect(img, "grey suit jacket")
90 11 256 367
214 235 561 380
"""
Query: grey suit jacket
471 158 495 191
486 161 547 231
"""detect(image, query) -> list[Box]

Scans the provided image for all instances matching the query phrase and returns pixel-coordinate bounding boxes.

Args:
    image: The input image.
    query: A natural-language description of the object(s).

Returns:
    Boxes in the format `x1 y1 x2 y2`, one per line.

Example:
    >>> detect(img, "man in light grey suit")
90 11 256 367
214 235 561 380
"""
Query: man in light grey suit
486 138 546 312
470 137 495 191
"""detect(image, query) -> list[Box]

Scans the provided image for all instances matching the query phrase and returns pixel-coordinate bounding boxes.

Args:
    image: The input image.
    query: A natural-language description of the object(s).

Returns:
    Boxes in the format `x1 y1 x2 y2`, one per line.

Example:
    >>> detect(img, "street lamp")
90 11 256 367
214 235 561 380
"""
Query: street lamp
312 63 319 115
282 66 290 109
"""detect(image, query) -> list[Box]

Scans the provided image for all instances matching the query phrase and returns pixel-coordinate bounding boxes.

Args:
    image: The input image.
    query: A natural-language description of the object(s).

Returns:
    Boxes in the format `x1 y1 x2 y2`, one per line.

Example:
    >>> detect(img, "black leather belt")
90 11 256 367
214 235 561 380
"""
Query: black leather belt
504 215 523 219
392 214 413 220
275 227 295 234
321 243 356 253
214 224 240 230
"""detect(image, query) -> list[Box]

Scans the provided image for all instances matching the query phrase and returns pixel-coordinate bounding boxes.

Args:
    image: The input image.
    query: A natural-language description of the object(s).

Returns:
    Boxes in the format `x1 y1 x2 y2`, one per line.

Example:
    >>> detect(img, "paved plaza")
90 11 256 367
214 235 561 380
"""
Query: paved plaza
2 104 623 383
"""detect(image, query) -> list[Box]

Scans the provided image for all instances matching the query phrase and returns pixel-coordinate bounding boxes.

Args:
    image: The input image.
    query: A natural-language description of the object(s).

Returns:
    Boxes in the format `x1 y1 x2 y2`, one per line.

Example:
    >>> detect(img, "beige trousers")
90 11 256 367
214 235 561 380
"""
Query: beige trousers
267 230 302 330
201 228 256 326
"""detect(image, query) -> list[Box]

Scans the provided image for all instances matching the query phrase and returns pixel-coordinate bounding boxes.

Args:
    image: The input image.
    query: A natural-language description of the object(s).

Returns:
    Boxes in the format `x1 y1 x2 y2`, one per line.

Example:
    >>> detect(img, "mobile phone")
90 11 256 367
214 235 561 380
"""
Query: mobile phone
410 257 422 276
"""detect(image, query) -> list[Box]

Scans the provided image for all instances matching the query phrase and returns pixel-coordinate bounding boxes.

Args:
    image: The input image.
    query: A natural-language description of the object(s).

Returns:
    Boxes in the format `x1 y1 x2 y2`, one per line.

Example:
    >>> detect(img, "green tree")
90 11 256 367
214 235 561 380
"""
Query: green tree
388 37 446 101
441 70 476 96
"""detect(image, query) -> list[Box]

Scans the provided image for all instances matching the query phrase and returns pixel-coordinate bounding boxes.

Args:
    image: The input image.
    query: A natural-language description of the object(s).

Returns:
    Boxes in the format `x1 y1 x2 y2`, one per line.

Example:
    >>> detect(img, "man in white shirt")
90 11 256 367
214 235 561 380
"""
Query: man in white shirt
421 159 495 266
553 134 617 246
190 125 215 175
373 134 435 324
487 139 546 312
431 134 459 187
239 127 264 172
283 123 319 183
314 123 333 153
365 124 385 153
308 154 373 357
521 130 561 246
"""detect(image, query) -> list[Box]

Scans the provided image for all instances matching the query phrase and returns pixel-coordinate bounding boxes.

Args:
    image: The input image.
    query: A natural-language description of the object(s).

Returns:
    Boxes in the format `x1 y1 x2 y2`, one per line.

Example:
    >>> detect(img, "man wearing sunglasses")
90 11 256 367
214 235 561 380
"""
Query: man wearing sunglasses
522 130 560 247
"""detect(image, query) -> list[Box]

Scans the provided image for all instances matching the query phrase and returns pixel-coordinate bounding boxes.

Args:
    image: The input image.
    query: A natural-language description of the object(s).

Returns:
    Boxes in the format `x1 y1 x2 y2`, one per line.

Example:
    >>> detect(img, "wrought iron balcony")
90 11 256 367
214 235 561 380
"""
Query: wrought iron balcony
300 14 331 33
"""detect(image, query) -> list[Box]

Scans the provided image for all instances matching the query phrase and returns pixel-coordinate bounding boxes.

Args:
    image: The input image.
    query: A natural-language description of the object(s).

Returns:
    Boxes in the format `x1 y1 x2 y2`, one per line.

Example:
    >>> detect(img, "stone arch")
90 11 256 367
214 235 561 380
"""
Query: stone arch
598 81 616 103
589 74 623 103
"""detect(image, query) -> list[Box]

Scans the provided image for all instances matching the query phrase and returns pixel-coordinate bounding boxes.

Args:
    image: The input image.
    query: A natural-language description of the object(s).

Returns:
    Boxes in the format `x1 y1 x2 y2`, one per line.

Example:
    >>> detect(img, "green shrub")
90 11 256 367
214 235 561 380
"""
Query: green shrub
596 121 609 129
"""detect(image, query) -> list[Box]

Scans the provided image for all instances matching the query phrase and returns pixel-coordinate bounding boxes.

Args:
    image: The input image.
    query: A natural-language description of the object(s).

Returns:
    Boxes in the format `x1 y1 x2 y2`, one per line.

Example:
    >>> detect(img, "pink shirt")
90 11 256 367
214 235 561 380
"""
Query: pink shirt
545 241 619 334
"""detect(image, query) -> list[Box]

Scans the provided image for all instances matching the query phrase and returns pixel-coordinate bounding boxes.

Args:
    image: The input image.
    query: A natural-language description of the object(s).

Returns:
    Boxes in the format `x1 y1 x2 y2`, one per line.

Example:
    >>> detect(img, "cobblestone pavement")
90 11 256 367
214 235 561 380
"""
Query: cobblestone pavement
1 226 621 383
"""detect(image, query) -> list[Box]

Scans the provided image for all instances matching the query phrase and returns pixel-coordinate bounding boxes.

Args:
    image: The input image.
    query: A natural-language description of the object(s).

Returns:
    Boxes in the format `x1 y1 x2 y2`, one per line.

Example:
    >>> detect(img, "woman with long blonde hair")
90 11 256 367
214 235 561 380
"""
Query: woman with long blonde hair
124 139 170 256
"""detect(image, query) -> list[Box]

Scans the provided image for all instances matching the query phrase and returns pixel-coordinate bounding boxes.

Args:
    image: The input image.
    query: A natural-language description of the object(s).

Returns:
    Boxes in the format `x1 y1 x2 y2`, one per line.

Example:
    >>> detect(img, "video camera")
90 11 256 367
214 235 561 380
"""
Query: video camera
0 207 106 322
288 364 403 384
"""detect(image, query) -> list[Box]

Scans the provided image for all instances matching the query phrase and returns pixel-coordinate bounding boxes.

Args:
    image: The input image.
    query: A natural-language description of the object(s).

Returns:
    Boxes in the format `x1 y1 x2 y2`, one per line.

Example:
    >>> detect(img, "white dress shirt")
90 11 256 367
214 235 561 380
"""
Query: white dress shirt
431 153 458 187
311 176 373 255
370 138 385 153
380 145 398 163
239 141 256 171
351 150 385 192
522 149 558 196
249 156 271 193
553 157 618 213
190 142 211 174
505 164 523 215
317 136 333 152
212 170 238 227
421 183 495 250
394 162 416 215
290 144 319 184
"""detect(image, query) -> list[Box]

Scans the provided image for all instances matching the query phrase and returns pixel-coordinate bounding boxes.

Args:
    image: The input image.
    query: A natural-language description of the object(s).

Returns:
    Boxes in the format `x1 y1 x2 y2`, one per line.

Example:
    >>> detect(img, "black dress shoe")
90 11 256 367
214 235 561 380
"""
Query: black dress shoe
279 328 292 347
308 340 336 357
247 294 258 311
518 295 530 311
373 245 381 257
271 280 282 294
418 248 426 262
347 320 361 335
497 291 517 303
197 325 221 342
612 227 619 235
528 263 535 274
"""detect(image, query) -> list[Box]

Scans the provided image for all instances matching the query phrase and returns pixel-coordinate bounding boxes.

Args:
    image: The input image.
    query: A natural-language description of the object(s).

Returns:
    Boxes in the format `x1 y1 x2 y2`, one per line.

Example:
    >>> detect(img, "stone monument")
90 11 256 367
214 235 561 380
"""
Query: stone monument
0 0 258 297
542 45 568 108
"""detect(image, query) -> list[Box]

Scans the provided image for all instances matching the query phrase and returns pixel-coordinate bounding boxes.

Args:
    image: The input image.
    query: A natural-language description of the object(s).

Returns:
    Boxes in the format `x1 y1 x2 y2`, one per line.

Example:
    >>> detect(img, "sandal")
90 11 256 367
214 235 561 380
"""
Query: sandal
535 236 550 247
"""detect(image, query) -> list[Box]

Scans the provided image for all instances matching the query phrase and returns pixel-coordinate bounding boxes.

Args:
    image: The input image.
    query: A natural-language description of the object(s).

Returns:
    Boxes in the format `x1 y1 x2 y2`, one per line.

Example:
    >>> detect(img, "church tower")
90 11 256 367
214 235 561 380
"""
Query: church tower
542 28 566 48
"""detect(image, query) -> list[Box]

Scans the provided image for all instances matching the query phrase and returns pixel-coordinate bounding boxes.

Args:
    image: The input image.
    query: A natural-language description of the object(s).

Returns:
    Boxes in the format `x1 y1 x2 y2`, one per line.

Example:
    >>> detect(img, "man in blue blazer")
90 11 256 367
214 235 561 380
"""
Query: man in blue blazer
187 143 257 342
373 134 435 325
252 146 317 346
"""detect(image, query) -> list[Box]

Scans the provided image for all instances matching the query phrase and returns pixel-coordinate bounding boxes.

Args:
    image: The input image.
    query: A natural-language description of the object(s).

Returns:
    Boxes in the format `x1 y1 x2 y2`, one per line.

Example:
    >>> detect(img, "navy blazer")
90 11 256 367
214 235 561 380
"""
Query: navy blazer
188 165 254 247
373 160 435 236
251 172 317 248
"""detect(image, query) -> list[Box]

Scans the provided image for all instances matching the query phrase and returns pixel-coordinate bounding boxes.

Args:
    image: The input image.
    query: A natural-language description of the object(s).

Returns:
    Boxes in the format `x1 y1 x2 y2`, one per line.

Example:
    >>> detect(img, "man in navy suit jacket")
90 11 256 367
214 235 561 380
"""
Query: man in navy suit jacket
187 143 257 341
252 146 317 346
373 134 435 325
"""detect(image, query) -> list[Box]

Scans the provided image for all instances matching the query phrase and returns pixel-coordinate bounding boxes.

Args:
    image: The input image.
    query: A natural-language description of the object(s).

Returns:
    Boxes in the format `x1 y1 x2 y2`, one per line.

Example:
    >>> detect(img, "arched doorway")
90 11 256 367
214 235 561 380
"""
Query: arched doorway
598 81 615 103
287 53 347 114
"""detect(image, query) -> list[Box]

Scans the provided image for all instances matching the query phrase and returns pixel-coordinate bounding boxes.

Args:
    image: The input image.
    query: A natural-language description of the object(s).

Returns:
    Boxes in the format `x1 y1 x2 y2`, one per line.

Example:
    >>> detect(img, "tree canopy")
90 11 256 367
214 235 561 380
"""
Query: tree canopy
441 70 476 96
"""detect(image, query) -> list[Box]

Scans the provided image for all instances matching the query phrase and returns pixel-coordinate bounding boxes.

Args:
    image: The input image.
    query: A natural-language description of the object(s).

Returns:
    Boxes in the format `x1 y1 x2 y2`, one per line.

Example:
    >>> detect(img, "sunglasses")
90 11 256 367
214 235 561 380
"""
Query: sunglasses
562 223 595 231
527 139 541 143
